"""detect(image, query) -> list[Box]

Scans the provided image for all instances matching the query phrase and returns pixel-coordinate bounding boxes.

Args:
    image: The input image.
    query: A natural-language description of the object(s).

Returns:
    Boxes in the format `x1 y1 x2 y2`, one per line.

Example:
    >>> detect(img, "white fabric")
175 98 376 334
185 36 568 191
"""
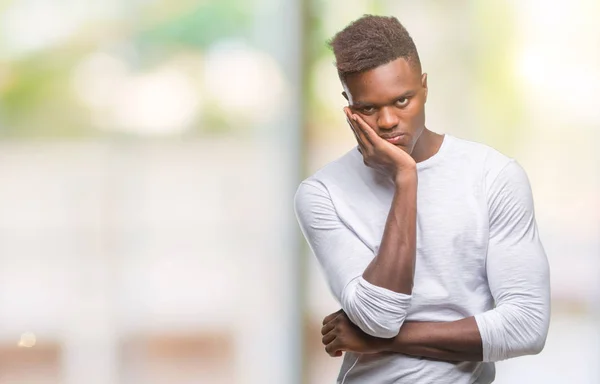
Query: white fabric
473 158 551 362
294 180 412 339
294 134 550 384
342 276 411 338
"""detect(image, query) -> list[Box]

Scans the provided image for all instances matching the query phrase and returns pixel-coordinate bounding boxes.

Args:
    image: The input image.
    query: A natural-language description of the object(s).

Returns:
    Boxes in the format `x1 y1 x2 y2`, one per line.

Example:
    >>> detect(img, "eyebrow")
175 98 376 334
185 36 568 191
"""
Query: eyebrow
352 90 416 108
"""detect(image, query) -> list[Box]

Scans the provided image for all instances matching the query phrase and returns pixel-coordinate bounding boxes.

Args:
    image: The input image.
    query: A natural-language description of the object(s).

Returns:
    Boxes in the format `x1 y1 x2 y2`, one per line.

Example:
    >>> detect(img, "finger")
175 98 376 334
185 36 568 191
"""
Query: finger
325 341 338 357
347 118 369 158
352 113 379 146
334 350 343 357
346 116 364 146
326 339 343 357
321 321 335 336
322 309 343 325
345 115 367 148
344 108 370 149
321 331 336 346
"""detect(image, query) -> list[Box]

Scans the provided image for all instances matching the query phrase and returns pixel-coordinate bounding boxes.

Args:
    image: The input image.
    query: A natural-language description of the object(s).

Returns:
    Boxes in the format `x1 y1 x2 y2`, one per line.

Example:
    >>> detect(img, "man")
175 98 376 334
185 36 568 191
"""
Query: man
294 15 550 383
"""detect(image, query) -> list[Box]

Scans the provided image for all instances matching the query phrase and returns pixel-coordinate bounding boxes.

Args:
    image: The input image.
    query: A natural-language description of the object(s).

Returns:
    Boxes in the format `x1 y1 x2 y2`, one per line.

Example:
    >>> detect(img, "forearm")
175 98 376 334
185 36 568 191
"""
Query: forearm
383 317 483 361
362 172 417 294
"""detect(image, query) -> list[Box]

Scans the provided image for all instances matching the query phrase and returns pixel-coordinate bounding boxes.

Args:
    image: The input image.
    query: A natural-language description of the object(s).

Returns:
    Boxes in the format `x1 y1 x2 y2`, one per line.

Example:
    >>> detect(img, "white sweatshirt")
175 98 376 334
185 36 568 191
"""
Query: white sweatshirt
294 134 550 384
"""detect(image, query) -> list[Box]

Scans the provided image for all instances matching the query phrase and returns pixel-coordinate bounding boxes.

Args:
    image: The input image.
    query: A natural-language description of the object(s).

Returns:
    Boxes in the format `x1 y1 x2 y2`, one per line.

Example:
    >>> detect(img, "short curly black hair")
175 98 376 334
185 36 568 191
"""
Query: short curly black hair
328 15 421 80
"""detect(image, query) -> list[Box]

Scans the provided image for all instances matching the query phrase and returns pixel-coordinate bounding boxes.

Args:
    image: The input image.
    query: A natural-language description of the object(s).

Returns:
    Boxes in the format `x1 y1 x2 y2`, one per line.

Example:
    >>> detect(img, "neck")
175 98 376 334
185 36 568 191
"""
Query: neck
411 128 444 164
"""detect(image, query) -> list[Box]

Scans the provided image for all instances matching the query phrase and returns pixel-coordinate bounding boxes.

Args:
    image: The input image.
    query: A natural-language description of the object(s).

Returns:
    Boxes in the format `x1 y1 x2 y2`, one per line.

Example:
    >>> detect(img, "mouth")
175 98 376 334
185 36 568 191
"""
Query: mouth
381 133 407 145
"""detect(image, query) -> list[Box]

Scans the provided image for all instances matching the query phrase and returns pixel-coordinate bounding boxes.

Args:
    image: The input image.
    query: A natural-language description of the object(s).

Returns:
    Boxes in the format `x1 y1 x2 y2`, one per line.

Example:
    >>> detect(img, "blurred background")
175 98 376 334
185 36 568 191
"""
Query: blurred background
0 0 598 383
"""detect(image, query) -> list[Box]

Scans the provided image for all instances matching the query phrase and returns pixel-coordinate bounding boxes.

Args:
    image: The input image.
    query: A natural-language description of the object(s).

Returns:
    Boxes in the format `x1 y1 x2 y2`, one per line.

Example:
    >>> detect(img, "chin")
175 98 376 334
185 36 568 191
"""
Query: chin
397 143 413 154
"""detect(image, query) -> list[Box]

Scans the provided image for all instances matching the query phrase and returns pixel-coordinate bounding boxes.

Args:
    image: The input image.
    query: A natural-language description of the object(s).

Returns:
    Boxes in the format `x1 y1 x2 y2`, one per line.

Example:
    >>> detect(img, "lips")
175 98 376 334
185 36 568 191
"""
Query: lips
381 133 406 144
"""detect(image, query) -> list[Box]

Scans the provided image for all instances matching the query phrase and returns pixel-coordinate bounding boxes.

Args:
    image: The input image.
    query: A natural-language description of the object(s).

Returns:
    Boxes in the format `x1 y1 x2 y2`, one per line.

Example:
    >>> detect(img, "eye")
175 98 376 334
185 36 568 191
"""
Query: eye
396 97 409 107
359 106 376 115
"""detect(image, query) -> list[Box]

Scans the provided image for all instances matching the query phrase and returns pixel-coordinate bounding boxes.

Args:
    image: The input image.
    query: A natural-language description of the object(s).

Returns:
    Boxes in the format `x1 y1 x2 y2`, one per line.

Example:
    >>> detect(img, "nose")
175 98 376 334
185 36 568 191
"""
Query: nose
377 107 399 131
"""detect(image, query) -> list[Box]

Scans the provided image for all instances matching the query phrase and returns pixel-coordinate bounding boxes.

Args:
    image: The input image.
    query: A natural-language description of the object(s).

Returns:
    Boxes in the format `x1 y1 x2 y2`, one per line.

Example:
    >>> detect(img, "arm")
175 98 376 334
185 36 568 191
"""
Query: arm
362 171 417 294
295 111 417 338
473 160 550 361
321 311 482 361
347 109 418 295
394 162 549 361
385 319 482 361
343 172 417 338
322 161 550 361
295 176 415 339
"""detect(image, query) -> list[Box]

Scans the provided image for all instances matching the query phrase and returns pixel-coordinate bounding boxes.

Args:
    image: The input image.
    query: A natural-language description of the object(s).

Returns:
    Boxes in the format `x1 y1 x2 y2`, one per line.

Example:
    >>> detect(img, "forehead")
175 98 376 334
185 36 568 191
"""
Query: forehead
343 58 421 104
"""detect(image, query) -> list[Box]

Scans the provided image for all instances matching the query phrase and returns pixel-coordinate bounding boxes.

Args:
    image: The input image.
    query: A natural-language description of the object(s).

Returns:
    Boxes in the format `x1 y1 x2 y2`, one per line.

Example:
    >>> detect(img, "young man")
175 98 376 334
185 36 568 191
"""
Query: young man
294 15 550 383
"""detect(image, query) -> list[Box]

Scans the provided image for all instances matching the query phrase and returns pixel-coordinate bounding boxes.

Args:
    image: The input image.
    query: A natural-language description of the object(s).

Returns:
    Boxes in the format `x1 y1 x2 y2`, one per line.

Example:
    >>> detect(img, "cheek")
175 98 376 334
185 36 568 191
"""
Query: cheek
404 103 425 126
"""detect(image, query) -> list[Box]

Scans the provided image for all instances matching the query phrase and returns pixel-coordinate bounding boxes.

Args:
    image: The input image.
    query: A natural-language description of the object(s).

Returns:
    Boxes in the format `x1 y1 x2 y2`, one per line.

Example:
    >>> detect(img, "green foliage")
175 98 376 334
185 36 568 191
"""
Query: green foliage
0 50 95 138
0 0 255 139
136 0 253 51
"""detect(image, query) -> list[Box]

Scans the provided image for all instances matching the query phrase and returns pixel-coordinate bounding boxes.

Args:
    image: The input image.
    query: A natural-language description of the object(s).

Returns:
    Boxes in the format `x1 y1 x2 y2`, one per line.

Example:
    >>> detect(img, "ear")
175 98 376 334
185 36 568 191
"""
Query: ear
421 73 428 102
342 91 349 101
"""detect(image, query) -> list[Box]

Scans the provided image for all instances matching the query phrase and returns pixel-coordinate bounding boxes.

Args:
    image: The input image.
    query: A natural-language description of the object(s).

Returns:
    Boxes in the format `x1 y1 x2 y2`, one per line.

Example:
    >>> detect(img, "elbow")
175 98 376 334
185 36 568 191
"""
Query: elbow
360 316 405 339
524 325 548 356
344 299 408 338
341 277 411 338
521 304 550 357
530 336 546 356
505 326 547 359
371 324 403 339
477 301 550 362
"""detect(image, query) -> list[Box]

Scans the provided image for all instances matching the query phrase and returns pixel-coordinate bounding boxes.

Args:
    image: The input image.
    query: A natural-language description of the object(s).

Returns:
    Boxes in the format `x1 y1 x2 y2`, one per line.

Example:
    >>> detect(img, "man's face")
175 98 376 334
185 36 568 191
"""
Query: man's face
342 57 428 154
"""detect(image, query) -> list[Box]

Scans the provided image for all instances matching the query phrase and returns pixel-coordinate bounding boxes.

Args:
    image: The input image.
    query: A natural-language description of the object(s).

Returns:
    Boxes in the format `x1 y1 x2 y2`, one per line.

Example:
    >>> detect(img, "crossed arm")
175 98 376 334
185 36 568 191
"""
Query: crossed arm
295 160 550 363
320 310 484 361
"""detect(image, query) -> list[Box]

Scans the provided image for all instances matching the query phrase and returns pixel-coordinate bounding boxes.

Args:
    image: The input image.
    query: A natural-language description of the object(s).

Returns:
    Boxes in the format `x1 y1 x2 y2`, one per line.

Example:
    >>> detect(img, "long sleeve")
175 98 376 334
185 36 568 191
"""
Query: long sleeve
474 160 551 362
294 180 411 338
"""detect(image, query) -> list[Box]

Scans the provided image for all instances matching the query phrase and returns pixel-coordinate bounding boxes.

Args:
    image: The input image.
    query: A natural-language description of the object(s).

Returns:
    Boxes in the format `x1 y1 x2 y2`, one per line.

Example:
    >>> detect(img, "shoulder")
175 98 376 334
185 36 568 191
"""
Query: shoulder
447 135 511 168
445 134 517 189
446 135 536 221
296 147 364 196
453 136 533 208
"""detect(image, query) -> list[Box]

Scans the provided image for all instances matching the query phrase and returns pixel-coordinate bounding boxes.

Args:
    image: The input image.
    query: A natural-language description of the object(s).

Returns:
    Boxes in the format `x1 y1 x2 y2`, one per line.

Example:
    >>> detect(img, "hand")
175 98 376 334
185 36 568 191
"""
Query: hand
344 107 416 181
320 309 389 357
